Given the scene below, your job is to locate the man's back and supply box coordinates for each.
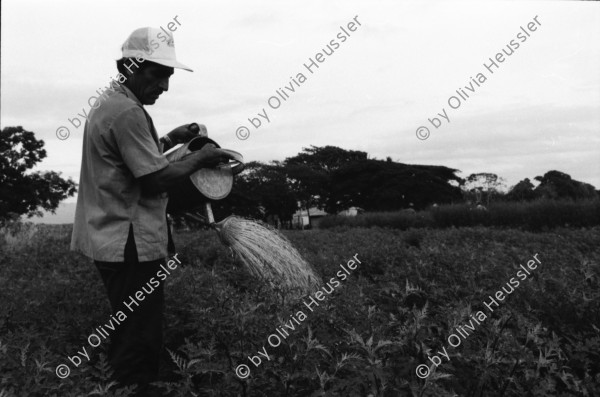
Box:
[71,83,170,262]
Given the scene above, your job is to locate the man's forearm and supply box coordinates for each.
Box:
[140,154,204,195]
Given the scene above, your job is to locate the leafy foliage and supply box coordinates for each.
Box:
[217,161,298,225]
[174,145,597,228]
[0,126,76,223]
[506,178,537,201]
[1,224,599,396]
[215,146,465,226]
[328,160,463,212]
[505,171,599,203]
[462,173,506,205]
[533,170,598,200]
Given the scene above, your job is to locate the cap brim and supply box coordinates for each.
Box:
[146,58,193,72]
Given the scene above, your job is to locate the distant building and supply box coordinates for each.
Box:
[292,207,328,229]
[337,206,365,217]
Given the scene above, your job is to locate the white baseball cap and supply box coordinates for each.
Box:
[121,27,193,72]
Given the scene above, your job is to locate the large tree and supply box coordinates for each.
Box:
[327,159,463,212]
[0,126,77,222]
[283,146,368,224]
[463,172,506,205]
[258,161,299,226]
[284,145,368,172]
[506,178,537,201]
[215,161,298,226]
[533,170,597,200]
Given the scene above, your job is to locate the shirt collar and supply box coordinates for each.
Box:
[114,83,143,107]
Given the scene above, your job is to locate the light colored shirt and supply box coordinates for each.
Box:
[71,84,171,262]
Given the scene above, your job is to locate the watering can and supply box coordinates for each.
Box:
[165,125,244,226]
[165,126,319,292]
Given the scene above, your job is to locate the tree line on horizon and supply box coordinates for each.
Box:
[1,126,597,225]
[212,145,599,226]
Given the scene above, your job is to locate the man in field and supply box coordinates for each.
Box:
[70,27,232,395]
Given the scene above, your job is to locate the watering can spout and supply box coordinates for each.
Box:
[205,202,215,224]
[212,217,233,231]
[204,203,229,233]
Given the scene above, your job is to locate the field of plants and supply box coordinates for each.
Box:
[1,223,599,396]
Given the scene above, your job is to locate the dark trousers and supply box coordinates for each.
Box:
[94,226,164,394]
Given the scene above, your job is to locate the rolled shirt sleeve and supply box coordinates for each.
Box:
[112,106,169,178]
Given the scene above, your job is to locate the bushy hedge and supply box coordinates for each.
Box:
[318,211,433,230]
[318,199,600,231]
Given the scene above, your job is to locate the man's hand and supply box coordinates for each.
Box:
[167,123,207,144]
[185,144,237,168]
[140,144,236,195]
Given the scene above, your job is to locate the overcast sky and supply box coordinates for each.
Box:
[2,0,599,204]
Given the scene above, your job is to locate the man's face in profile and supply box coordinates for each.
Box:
[128,62,174,105]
